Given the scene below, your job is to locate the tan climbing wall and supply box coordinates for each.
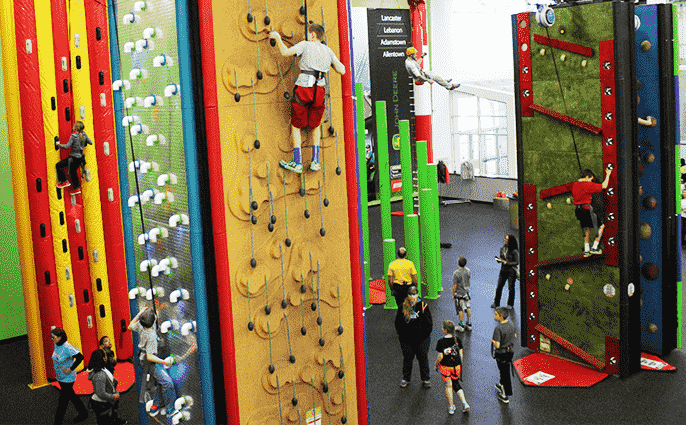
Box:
[210,0,358,423]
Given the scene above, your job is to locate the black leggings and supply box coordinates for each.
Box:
[91,399,119,425]
[56,156,85,189]
[54,381,87,425]
[495,351,515,396]
[494,268,517,307]
[399,337,431,382]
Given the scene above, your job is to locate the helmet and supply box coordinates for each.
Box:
[406,47,417,56]
[140,309,156,328]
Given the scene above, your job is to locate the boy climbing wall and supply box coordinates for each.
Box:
[270,23,346,174]
[572,168,612,257]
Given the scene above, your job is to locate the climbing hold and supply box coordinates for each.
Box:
[566,197,571,204]
[235,93,241,102]
[341,416,347,424]
[254,139,261,149]
[251,200,258,211]
[338,325,344,335]
[281,299,288,309]
[581,60,587,67]
[285,238,292,247]
[328,125,335,136]
[284,92,290,99]
[317,316,322,326]
[257,70,263,80]
[639,186,643,196]
[292,397,298,407]
[546,202,551,209]
[323,198,329,207]
[320,228,325,237]
[247,12,253,22]
[304,210,310,219]
[319,338,325,347]
[322,382,329,393]
[311,301,317,311]
[251,215,257,225]
[338,370,344,379]
[289,354,295,363]
[545,274,551,280]
[251,258,257,268]
[559,26,565,35]
[265,305,271,315]
[639,222,651,240]
[301,326,307,335]
[269,364,275,374]
[300,284,306,293]
[271,215,277,224]
[648,323,658,334]
[300,188,306,197]
[643,197,657,210]
[560,54,566,61]
[567,278,573,285]
[642,262,659,281]
[641,40,651,51]
[540,48,546,56]
[565,284,570,291]
[299,5,306,15]
[248,321,254,331]
[264,15,271,25]
[643,153,655,164]
[270,38,276,47]
[268,223,275,232]
[336,166,342,175]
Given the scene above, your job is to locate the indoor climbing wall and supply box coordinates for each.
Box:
[513,1,642,377]
[112,0,205,422]
[635,3,680,356]
[201,0,358,423]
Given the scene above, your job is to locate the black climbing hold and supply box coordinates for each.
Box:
[281,299,288,309]
[251,201,258,211]
[316,316,322,326]
[248,321,254,331]
[268,223,274,232]
[289,354,295,363]
[299,5,306,15]
[328,126,334,136]
[335,166,342,175]
[257,70,263,80]
[251,215,257,225]
[254,139,260,149]
[292,397,298,406]
[284,92,290,99]
[319,337,325,347]
[300,284,306,293]
[304,210,310,219]
[322,382,329,393]
[299,188,306,197]
[269,364,275,374]
[265,305,271,315]
[285,238,292,247]
[323,198,329,207]
[311,302,317,311]
[319,228,325,237]
[251,258,257,268]
[271,215,277,224]
[338,370,344,379]
[234,93,241,102]
[341,416,347,424]
[270,38,276,47]
[264,16,271,25]
[338,325,343,335]
[247,13,253,22]
[301,326,307,335]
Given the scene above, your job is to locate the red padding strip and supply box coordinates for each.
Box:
[539,182,574,199]
[533,33,594,57]
[517,13,533,117]
[531,103,602,134]
[523,184,538,349]
[536,323,605,370]
[605,336,620,375]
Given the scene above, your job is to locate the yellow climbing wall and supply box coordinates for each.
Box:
[210,0,358,423]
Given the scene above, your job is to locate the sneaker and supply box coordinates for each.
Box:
[462,403,470,413]
[507,305,514,310]
[448,405,456,415]
[149,404,161,417]
[57,181,71,188]
[465,322,472,331]
[279,159,303,174]
[450,83,461,90]
[590,248,603,255]
[422,380,432,388]
[496,391,509,403]
[583,251,592,258]
[400,379,409,388]
[456,324,465,333]
[72,189,81,194]
[491,303,497,309]
[495,383,504,395]
[310,161,321,171]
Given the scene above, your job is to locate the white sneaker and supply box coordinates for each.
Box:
[456,324,465,332]
[310,161,321,171]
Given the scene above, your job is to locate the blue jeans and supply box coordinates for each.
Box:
[152,364,177,412]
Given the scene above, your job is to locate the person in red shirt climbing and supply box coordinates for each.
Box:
[571,168,612,257]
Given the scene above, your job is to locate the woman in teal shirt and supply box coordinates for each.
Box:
[51,327,88,424]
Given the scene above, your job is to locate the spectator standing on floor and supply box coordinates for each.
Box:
[492,307,517,404]
[435,320,470,415]
[452,257,472,332]
[395,285,433,389]
[492,235,519,310]
[88,348,127,425]
[387,247,418,309]
[51,327,88,425]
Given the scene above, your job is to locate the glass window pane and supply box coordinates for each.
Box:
[459,134,470,162]
[457,95,478,117]
[471,135,479,161]
[479,98,506,116]
[457,116,479,132]
[483,134,496,158]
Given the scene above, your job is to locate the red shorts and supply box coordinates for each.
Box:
[439,364,461,382]
[291,85,326,129]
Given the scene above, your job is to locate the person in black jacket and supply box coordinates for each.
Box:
[88,349,127,425]
[395,285,433,388]
[491,235,519,310]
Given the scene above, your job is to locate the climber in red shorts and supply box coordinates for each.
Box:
[571,168,612,257]
[270,23,345,174]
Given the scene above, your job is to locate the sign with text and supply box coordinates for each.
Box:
[367,8,412,195]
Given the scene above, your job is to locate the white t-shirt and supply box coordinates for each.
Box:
[292,41,340,87]
[405,57,425,81]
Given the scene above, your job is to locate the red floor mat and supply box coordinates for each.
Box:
[513,352,609,387]
[369,279,386,304]
[51,361,136,395]
[641,353,676,372]
[390,211,418,216]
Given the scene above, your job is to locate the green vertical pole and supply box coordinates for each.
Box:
[400,120,413,217]
[376,101,392,241]
[416,141,429,290]
[428,163,442,293]
[383,238,397,309]
[418,187,430,291]
[404,214,421,298]
[416,140,428,191]
[422,188,439,299]
[356,84,372,309]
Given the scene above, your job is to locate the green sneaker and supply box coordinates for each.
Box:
[583,251,592,258]
[590,248,603,255]
[280,159,303,174]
